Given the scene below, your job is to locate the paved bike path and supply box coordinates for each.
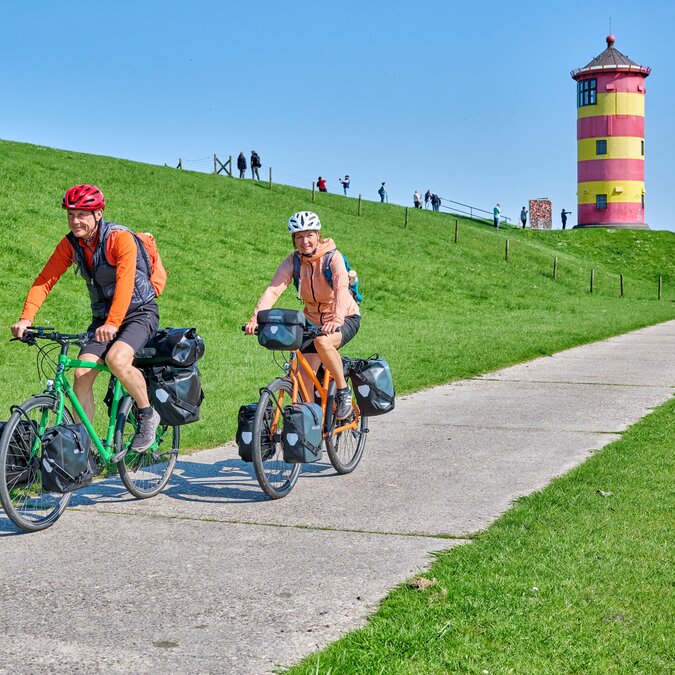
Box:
[1,320,673,673]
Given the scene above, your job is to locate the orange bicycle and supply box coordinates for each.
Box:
[248,323,368,499]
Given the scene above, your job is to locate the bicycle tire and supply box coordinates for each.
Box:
[325,399,368,475]
[115,396,179,499]
[252,378,302,499]
[0,394,74,532]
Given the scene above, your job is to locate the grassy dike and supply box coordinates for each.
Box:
[289,398,675,674]
[0,139,673,450]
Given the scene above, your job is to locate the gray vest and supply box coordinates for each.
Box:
[67,219,156,320]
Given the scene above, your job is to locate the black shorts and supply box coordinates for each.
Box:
[80,303,160,360]
[301,314,361,354]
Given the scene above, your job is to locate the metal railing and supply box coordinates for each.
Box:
[438,197,510,224]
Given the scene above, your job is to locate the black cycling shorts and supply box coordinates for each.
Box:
[301,314,361,354]
[80,303,160,360]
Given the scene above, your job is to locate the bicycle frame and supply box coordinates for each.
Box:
[270,349,359,438]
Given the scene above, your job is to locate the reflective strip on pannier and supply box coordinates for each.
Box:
[257,308,305,351]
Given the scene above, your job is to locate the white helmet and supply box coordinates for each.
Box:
[288,211,321,234]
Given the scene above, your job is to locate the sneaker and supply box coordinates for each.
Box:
[130,408,161,453]
[335,387,353,420]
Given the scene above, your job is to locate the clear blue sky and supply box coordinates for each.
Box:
[1,0,673,230]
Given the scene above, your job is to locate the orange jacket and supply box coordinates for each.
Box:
[20,229,138,329]
[252,238,359,326]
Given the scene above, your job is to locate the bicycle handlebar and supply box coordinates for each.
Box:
[13,327,95,347]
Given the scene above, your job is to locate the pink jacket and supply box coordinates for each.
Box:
[252,238,359,326]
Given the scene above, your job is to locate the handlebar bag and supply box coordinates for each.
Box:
[282,402,323,463]
[41,423,94,493]
[350,358,396,417]
[257,309,305,351]
[147,363,204,426]
[134,327,205,367]
[236,403,275,462]
[1,420,37,487]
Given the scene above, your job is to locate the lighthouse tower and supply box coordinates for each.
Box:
[571,36,651,229]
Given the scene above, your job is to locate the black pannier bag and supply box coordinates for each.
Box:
[350,357,395,417]
[147,363,204,426]
[134,327,205,367]
[282,403,323,464]
[41,423,94,494]
[257,309,305,351]
[1,420,36,487]
[236,403,275,462]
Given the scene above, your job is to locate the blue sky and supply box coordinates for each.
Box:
[1,0,673,230]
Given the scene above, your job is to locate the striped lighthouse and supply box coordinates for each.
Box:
[571,35,650,229]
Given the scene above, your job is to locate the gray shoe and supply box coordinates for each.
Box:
[130,409,161,452]
[335,388,353,420]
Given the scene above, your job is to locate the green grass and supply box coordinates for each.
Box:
[0,138,673,449]
[288,399,675,674]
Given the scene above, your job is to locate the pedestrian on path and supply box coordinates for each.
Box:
[378,182,388,203]
[520,206,528,229]
[338,175,350,195]
[413,190,422,209]
[237,152,247,178]
[493,203,501,228]
[317,176,327,192]
[250,151,261,180]
[431,193,441,211]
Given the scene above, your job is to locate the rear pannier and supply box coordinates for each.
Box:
[41,423,94,494]
[134,327,205,367]
[257,309,305,351]
[282,403,323,464]
[146,364,204,426]
[350,357,395,417]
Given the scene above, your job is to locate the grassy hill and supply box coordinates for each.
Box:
[0,139,673,449]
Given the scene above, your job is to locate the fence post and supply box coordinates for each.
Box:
[312,181,316,203]
[269,167,272,190]
[213,154,217,174]
[454,219,459,243]
[590,269,595,294]
[658,274,662,300]
[620,273,624,297]
[404,207,409,228]
[358,194,362,216]
[228,155,232,176]
[505,239,509,261]
[553,256,558,280]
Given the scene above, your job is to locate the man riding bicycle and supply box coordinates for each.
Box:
[245,211,361,420]
[10,184,161,453]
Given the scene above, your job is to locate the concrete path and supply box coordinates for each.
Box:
[1,320,673,673]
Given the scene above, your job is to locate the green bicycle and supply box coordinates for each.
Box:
[0,328,179,532]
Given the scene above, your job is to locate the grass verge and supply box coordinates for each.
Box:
[288,398,675,674]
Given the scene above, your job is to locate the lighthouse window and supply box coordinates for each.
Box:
[577,79,597,107]
[596,194,607,210]
[596,140,607,155]
[641,140,644,156]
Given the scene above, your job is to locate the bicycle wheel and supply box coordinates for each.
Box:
[116,396,179,499]
[325,397,368,475]
[252,378,302,499]
[0,395,74,532]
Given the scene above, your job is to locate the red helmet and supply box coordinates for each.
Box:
[62,184,105,211]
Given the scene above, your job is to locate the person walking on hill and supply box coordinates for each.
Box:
[237,152,247,179]
[520,206,528,229]
[431,193,441,212]
[561,208,572,230]
[424,189,431,209]
[378,182,387,203]
[245,211,361,420]
[413,190,422,209]
[338,175,350,195]
[10,185,165,454]
[493,203,501,228]
[250,151,261,180]
[317,176,327,193]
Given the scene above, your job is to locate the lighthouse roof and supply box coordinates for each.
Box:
[571,35,650,79]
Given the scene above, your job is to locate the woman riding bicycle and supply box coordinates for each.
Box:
[245,211,360,419]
